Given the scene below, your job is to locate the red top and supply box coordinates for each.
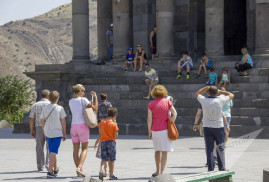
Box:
[148,98,173,131]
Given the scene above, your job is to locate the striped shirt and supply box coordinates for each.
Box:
[29,98,50,127]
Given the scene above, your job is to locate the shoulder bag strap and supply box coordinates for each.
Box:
[45,106,56,122]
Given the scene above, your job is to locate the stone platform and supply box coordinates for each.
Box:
[1,128,269,182]
[14,56,269,138]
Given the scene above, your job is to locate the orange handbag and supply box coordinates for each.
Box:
[167,102,179,140]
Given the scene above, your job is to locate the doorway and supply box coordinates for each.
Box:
[224,0,247,55]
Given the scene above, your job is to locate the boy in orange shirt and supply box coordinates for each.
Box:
[98,107,119,181]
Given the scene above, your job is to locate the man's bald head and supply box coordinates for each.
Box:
[207,86,218,96]
[41,89,50,98]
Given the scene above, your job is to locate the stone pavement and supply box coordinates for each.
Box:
[0,128,268,182]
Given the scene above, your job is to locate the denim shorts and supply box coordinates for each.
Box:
[46,137,62,154]
[224,117,231,130]
[101,140,116,161]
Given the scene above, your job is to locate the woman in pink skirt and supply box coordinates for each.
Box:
[147,85,177,177]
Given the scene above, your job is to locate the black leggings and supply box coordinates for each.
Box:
[235,63,253,72]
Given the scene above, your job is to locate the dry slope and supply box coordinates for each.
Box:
[0,2,97,78]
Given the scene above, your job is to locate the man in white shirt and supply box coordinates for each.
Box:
[195,86,234,171]
[29,90,50,171]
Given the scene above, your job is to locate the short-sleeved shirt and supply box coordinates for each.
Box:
[197,95,230,128]
[69,97,91,125]
[99,120,119,142]
[148,98,173,131]
[209,72,218,82]
[98,100,112,122]
[201,58,212,68]
[40,104,67,138]
[106,30,113,45]
[219,95,233,118]
[241,53,253,67]
[126,53,135,62]
[222,73,229,81]
[29,98,50,127]
[182,56,193,68]
[145,68,159,81]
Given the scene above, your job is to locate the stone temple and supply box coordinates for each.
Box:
[14,0,269,138]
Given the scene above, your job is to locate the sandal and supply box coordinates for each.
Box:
[109,175,118,180]
[76,167,85,177]
[99,171,106,181]
[152,173,158,177]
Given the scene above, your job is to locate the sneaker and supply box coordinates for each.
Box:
[38,168,43,172]
[47,172,56,178]
[205,163,208,167]
[186,75,190,79]
[109,175,118,180]
[124,68,128,71]
[176,74,181,79]
[53,168,59,176]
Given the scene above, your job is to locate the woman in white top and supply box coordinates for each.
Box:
[69,84,98,177]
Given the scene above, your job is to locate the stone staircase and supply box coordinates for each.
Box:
[79,56,269,138]
[14,56,269,138]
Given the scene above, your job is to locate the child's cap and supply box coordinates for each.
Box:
[128,48,132,51]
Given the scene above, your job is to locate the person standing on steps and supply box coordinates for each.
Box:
[134,44,147,72]
[29,89,51,172]
[195,86,234,172]
[147,85,177,177]
[69,84,98,177]
[106,23,113,62]
[150,25,157,61]
[144,63,159,100]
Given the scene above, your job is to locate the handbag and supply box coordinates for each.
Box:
[81,96,98,128]
[167,102,179,140]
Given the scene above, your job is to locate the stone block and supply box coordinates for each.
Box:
[264,168,269,182]
[0,120,11,128]
[149,173,175,182]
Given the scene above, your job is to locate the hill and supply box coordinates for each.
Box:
[0,2,97,78]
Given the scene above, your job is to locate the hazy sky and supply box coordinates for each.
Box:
[0,0,71,25]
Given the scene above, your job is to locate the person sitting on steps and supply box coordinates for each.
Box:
[196,53,212,78]
[218,68,230,88]
[134,44,147,72]
[144,63,159,100]
[176,51,193,79]
[235,48,254,76]
[124,48,135,71]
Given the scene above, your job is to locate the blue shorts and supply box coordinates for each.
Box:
[46,137,62,154]
[206,81,216,85]
[101,140,116,161]
[180,62,193,70]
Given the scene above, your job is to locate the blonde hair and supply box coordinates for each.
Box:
[72,84,85,97]
[151,85,168,98]
[241,48,248,54]
[49,91,59,103]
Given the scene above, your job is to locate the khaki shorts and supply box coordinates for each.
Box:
[150,80,158,88]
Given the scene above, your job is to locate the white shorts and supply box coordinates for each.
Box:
[152,129,173,152]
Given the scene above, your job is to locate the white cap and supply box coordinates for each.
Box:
[110,23,113,27]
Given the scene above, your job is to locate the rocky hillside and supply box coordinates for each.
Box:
[0,2,97,78]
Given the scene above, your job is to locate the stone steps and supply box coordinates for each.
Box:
[115,107,269,117]
[84,83,269,92]
[101,91,269,100]
[115,99,269,108]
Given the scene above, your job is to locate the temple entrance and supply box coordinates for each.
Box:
[224,0,247,55]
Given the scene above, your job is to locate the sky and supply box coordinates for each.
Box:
[0,0,71,25]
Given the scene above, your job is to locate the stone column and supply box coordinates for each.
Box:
[247,0,256,54]
[205,0,224,56]
[97,0,112,61]
[72,0,89,60]
[156,0,174,57]
[113,0,131,59]
[255,0,269,55]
